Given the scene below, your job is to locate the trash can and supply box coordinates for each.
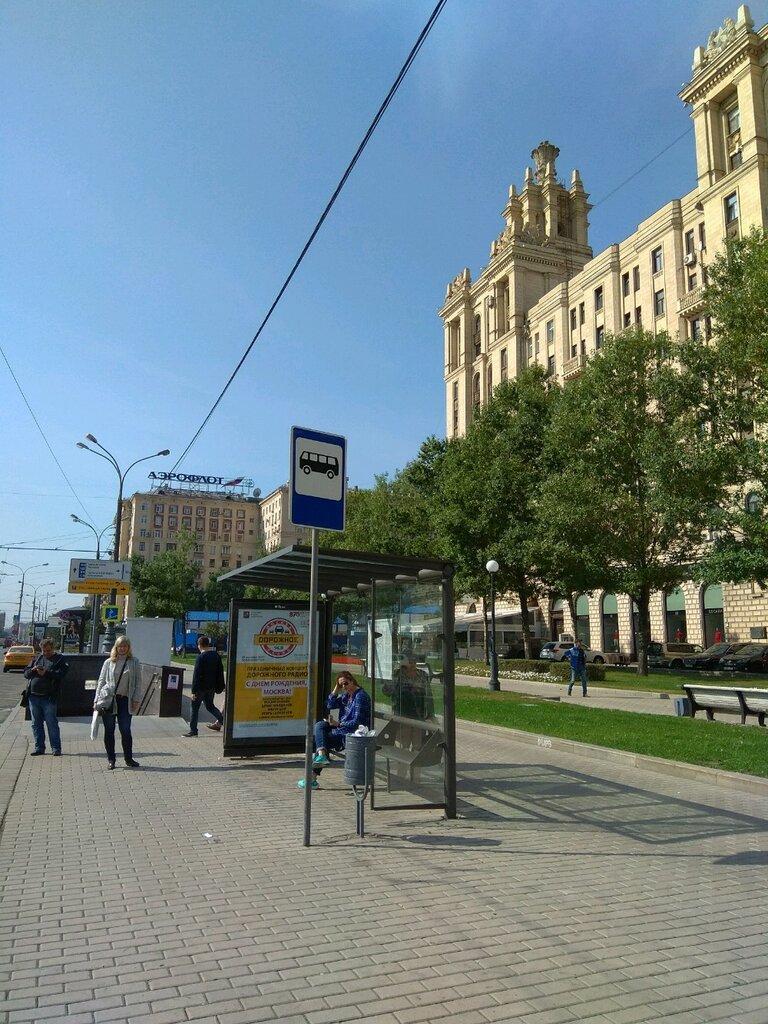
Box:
[343,733,376,787]
[673,696,691,717]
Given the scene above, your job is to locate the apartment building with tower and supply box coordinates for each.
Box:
[440,6,768,653]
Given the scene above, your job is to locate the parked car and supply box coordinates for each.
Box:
[3,645,35,673]
[682,642,750,670]
[719,643,768,673]
[646,641,703,669]
[539,641,605,664]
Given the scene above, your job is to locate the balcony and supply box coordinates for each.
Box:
[562,353,587,379]
[677,285,705,316]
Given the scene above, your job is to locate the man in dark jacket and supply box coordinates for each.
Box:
[24,638,68,756]
[183,636,225,737]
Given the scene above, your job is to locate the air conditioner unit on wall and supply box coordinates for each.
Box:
[683,252,696,266]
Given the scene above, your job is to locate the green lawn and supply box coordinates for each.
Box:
[455,685,768,778]
[455,658,768,694]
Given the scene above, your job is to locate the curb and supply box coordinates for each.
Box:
[457,717,768,796]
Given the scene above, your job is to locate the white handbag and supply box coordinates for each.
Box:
[90,709,101,740]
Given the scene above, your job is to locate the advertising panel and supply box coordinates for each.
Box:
[224,600,318,756]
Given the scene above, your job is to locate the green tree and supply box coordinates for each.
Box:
[320,437,449,558]
[693,227,768,584]
[437,367,557,658]
[130,528,205,620]
[540,327,748,674]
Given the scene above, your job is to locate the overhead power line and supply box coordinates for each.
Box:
[0,343,95,523]
[592,125,693,210]
[170,0,449,473]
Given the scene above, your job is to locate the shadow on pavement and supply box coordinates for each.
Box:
[456,761,768,846]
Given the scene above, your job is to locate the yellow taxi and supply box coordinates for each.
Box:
[3,645,34,672]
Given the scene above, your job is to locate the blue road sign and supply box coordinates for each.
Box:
[289,426,346,532]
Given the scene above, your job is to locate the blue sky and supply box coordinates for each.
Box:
[1,0,754,621]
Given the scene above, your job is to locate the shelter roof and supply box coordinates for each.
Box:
[218,545,453,595]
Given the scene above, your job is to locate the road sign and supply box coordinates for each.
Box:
[68,579,130,595]
[101,605,120,622]
[289,426,346,532]
[69,559,131,583]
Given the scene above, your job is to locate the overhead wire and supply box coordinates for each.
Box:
[0,343,96,524]
[169,0,449,474]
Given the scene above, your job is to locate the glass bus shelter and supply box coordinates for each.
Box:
[220,545,456,817]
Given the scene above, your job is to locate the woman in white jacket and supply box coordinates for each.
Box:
[94,636,142,769]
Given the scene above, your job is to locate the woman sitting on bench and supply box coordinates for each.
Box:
[298,671,371,789]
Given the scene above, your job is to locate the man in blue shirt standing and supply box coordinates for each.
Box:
[566,639,588,697]
[298,670,371,789]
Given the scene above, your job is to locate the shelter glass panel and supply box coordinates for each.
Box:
[370,580,446,810]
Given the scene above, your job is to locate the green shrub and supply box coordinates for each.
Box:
[548,661,606,682]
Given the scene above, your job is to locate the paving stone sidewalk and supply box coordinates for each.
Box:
[1,704,767,1024]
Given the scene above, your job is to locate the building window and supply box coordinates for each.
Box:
[596,325,605,349]
[139,529,147,538]
[223,508,232,519]
[746,492,762,515]
[472,314,481,359]
[487,366,493,391]
[472,372,480,408]
[635,306,642,325]
[166,543,176,552]
[579,302,585,324]
[623,312,631,328]
[168,516,177,528]
[688,272,698,291]
[547,354,555,376]
[154,543,161,553]
[210,519,219,532]
[221,559,230,569]
[570,308,577,331]
[209,559,216,568]
[699,222,706,252]
[182,516,191,528]
[724,192,739,236]
[546,319,555,344]
[140,503,148,512]
[196,507,205,517]
[684,229,694,256]
[153,529,162,539]
[168,505,177,514]
[183,506,192,515]
[633,266,640,291]
[651,247,663,274]
[140,516,147,525]
[594,286,603,311]
[726,103,740,135]
[500,348,507,381]
[730,150,743,170]
[237,509,245,519]
[654,289,665,317]
[236,519,244,532]
[139,542,145,551]
[690,318,702,341]
[154,504,164,513]
[622,272,630,297]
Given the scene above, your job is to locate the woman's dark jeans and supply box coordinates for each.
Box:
[102,695,133,763]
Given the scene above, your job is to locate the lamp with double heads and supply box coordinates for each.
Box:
[71,515,114,652]
[77,436,170,650]
[1,560,49,643]
[486,558,500,691]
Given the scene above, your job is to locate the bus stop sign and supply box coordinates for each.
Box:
[289,426,346,532]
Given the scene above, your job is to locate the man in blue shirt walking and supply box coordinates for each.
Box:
[566,639,588,697]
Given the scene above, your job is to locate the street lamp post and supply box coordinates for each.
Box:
[1,561,50,643]
[77,436,170,651]
[29,582,56,641]
[486,559,500,691]
[71,515,114,653]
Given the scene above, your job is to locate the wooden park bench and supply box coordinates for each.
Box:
[681,683,768,726]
